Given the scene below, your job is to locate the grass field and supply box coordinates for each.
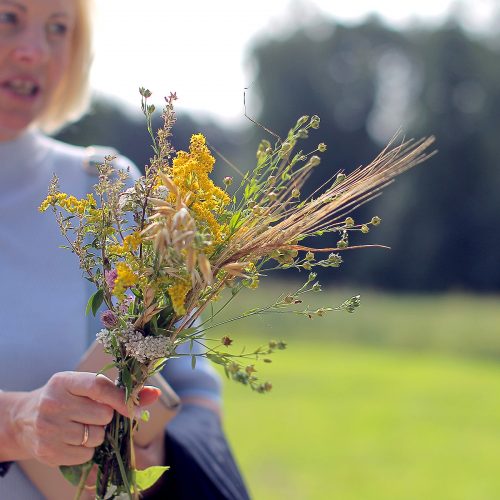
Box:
[209,285,500,499]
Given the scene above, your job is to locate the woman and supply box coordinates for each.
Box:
[0,0,248,498]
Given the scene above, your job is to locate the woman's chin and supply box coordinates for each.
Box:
[0,116,37,141]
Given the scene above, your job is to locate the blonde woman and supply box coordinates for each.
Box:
[0,1,248,498]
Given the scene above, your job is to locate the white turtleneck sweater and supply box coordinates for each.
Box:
[0,130,221,499]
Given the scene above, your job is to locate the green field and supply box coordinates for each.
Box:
[210,286,500,499]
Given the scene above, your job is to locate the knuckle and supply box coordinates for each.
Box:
[101,405,114,423]
[37,394,59,416]
[32,440,54,463]
[95,426,106,445]
[33,413,53,438]
[48,371,69,389]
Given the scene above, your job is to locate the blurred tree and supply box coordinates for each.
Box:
[248,15,500,291]
[56,95,245,180]
[57,15,500,291]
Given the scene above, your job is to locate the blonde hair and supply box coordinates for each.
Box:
[37,0,95,134]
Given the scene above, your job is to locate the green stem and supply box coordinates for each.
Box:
[110,431,133,500]
[73,461,93,500]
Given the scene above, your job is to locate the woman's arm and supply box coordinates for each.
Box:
[0,390,31,462]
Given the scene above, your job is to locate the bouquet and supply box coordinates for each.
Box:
[39,88,434,499]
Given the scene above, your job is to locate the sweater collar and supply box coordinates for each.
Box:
[0,128,51,187]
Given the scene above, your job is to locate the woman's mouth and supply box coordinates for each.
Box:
[1,78,41,98]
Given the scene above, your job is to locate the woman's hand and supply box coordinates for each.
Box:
[11,371,159,467]
[134,429,166,471]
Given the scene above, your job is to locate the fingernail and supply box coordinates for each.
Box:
[144,385,161,394]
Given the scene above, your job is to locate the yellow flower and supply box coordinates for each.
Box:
[113,262,138,300]
[167,280,192,316]
[38,192,67,212]
[108,232,142,255]
[163,134,230,245]
[39,192,96,215]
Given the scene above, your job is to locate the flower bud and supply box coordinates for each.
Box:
[221,336,233,346]
[318,143,327,152]
[296,115,309,127]
[292,188,300,198]
[223,176,233,186]
[306,156,321,168]
[139,87,152,98]
[371,216,382,226]
[361,225,369,234]
[100,310,118,329]
[310,115,321,129]
[344,217,354,227]
[280,141,293,155]
[328,253,343,266]
[257,139,271,158]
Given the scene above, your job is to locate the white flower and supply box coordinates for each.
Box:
[123,329,173,363]
[96,329,113,350]
[153,185,169,199]
[118,187,136,210]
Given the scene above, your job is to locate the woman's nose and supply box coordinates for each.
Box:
[12,28,49,66]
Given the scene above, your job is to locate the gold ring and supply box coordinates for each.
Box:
[81,424,90,447]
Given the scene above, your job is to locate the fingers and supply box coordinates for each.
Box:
[65,393,114,426]
[64,373,161,418]
[64,372,130,417]
[57,444,95,467]
[137,386,161,407]
[65,422,105,448]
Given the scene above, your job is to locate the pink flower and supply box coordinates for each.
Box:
[100,310,118,329]
[105,269,118,290]
[119,294,133,313]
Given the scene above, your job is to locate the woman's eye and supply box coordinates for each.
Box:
[47,22,67,36]
[0,12,18,25]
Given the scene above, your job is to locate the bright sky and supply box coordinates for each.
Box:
[92,0,496,124]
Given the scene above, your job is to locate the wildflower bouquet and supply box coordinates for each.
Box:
[40,88,434,499]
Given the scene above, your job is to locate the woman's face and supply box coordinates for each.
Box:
[0,0,76,141]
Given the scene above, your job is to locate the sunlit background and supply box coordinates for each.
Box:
[58,1,500,498]
[91,0,498,123]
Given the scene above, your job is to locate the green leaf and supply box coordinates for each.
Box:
[206,353,226,366]
[59,463,87,486]
[96,362,117,376]
[85,288,104,317]
[121,368,132,401]
[191,355,197,369]
[134,465,169,492]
